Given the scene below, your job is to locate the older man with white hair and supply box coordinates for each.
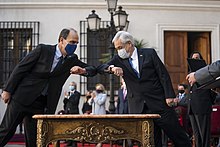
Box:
[98,31,191,147]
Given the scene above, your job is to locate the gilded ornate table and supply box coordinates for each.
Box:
[33,114,160,147]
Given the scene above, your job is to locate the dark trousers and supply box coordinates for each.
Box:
[142,105,191,147]
[0,95,47,147]
[189,114,211,147]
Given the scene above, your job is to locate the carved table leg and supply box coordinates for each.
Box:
[36,120,48,147]
[142,121,152,147]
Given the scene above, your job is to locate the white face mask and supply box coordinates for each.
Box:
[117,48,130,59]
[69,85,75,91]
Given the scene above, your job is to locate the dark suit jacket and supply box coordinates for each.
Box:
[177,93,188,107]
[116,88,129,114]
[188,60,218,114]
[63,91,81,114]
[4,44,96,113]
[188,84,213,114]
[98,48,175,113]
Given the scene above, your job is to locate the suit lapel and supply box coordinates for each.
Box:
[51,54,76,76]
[121,49,144,78]
[138,49,144,77]
[49,45,56,72]
[122,59,137,77]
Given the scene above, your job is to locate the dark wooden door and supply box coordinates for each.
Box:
[188,32,211,64]
[164,31,188,92]
[164,31,211,92]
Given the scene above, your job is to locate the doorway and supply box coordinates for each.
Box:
[164,31,211,92]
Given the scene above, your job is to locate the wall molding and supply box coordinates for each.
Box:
[1,2,220,11]
[156,23,220,62]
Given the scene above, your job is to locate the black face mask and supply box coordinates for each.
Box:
[96,90,103,93]
[178,90,185,94]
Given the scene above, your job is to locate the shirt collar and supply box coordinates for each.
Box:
[70,90,75,94]
[56,45,63,59]
[179,93,185,96]
[131,47,138,60]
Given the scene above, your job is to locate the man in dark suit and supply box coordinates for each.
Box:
[115,78,133,147]
[174,84,191,137]
[98,31,191,147]
[63,81,81,147]
[116,78,129,114]
[0,28,96,147]
[176,84,189,107]
[186,53,215,147]
[63,81,81,114]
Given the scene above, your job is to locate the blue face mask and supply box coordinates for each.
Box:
[69,85,75,91]
[65,44,77,55]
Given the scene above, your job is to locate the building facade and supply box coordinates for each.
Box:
[0,0,220,118]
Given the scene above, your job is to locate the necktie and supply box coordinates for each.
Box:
[53,56,64,71]
[123,88,127,100]
[129,58,140,78]
[42,56,64,95]
[179,94,183,101]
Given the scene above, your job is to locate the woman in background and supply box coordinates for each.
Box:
[89,83,107,115]
[88,83,107,147]
[82,91,92,114]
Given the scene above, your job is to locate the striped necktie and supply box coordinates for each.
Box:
[123,88,127,100]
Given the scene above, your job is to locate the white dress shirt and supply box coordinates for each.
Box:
[50,45,63,72]
[130,47,140,74]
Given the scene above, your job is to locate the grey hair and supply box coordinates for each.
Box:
[112,31,134,45]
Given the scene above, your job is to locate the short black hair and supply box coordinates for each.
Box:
[178,83,187,89]
[58,28,77,42]
[189,51,204,60]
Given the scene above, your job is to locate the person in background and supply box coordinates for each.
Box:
[190,51,201,60]
[116,78,129,114]
[0,28,96,147]
[88,83,107,147]
[97,31,191,147]
[115,78,133,147]
[175,84,189,107]
[164,84,190,147]
[89,84,107,115]
[174,83,191,139]
[82,90,93,114]
[187,51,215,147]
[63,81,81,114]
[63,81,81,147]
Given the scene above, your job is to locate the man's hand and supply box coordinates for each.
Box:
[166,98,177,107]
[111,67,123,76]
[1,91,11,104]
[186,72,196,86]
[173,97,179,103]
[70,66,86,75]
